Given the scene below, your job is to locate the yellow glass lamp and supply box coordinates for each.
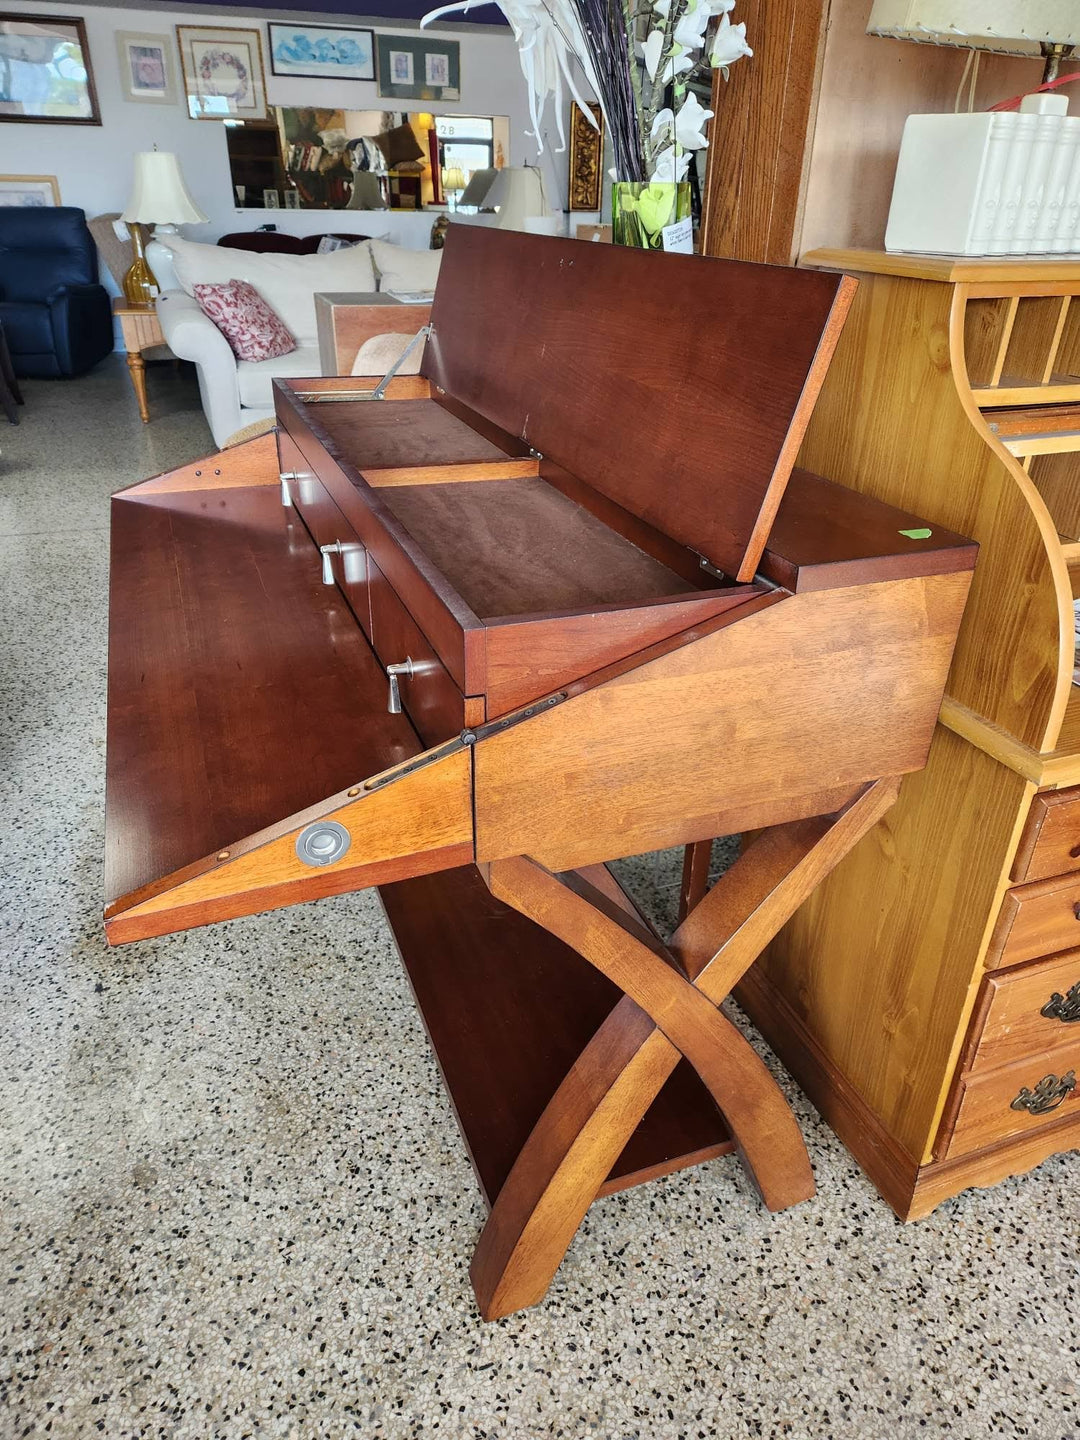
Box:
[121,151,208,305]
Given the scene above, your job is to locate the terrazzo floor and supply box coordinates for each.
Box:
[1,357,1077,1440]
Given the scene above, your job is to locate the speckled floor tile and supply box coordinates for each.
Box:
[1,362,1077,1440]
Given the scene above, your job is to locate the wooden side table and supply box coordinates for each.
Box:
[113,299,165,423]
[315,292,433,376]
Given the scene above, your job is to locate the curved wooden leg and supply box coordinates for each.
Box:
[474,778,901,1320]
[490,857,813,1210]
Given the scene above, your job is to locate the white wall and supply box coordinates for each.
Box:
[15,0,582,251]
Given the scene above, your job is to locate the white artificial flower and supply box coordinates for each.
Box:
[675,91,714,149]
[650,106,674,145]
[674,3,712,49]
[649,144,691,184]
[710,13,752,67]
[643,29,695,83]
[642,28,665,80]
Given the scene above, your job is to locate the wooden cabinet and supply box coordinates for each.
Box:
[741,251,1080,1218]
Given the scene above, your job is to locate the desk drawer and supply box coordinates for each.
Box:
[966,949,1080,1072]
[1012,786,1080,883]
[987,871,1080,968]
[944,1042,1080,1157]
[368,559,465,747]
[279,431,370,637]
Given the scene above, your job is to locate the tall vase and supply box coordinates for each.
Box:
[122,222,158,305]
[611,182,692,250]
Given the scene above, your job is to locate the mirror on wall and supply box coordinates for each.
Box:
[225,109,510,211]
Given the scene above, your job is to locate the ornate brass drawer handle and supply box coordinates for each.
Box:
[1010,1070,1076,1115]
[1041,982,1080,1023]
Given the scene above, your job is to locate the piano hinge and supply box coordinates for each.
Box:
[462,691,569,746]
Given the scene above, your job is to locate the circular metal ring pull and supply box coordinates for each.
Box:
[295,820,352,867]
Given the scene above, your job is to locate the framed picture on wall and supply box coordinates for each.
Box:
[0,13,100,125]
[176,24,268,121]
[0,174,61,206]
[268,23,374,82]
[376,35,459,102]
[568,101,604,211]
[115,31,178,106]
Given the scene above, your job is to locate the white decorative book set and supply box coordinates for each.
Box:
[887,94,1080,256]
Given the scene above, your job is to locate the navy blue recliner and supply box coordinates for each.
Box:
[0,207,113,378]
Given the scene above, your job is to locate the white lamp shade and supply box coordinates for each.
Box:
[122,151,208,226]
[868,0,1080,54]
[485,167,549,230]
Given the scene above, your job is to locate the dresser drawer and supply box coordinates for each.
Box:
[1012,786,1080,883]
[278,431,370,637]
[944,1042,1080,1157]
[368,559,466,747]
[965,949,1080,1072]
[987,871,1080,968]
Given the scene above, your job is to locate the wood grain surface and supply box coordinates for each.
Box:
[1012,786,1080,884]
[105,485,422,908]
[961,949,1080,1074]
[474,573,971,871]
[378,477,694,618]
[424,226,853,582]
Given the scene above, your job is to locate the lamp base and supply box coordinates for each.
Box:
[122,222,158,305]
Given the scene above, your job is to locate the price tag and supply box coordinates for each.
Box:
[661,217,693,254]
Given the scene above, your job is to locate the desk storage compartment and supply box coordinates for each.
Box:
[963,949,1080,1072]
[943,1041,1080,1157]
[986,870,1080,968]
[1012,786,1080,883]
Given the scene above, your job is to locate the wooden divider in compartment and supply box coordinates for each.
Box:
[968,293,1080,405]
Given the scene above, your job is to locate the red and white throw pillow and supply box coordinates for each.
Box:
[193,279,296,362]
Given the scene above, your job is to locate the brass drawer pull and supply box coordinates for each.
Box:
[1010,1069,1076,1115]
[1041,982,1080,1023]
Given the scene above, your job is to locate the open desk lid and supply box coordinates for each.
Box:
[422,228,856,584]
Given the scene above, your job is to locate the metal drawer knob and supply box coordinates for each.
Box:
[386,658,414,714]
[1041,981,1080,1023]
[1010,1069,1076,1115]
[320,540,342,585]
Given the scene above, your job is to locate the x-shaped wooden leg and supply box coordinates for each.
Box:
[472,777,900,1319]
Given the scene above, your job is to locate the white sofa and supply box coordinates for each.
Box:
[149,235,440,448]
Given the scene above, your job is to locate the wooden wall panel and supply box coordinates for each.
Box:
[701,0,1043,265]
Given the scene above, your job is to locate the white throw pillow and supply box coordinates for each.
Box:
[370,238,442,294]
[159,236,377,346]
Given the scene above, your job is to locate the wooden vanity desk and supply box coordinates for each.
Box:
[104,229,976,1319]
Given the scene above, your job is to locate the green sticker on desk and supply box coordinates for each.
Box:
[899,527,932,540]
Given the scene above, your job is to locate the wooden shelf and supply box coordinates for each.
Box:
[379,864,734,1207]
[972,379,1080,408]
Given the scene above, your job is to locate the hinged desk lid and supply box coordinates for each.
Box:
[422,228,855,583]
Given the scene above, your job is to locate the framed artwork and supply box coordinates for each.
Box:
[283,189,300,210]
[176,25,267,121]
[0,13,100,125]
[263,188,280,208]
[115,31,177,106]
[0,174,60,205]
[568,101,604,211]
[376,35,459,102]
[269,23,374,82]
